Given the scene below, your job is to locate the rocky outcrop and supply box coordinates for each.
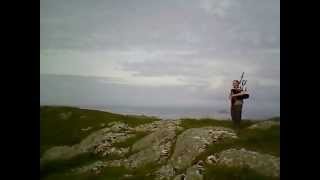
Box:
[248,120,280,130]
[169,127,237,171]
[153,127,237,180]
[104,127,177,169]
[185,164,203,180]
[173,174,186,180]
[41,122,134,162]
[94,147,129,157]
[154,164,176,180]
[81,126,92,131]
[125,127,176,168]
[108,121,131,132]
[213,148,280,177]
[172,161,205,180]
[134,120,183,132]
[54,121,278,179]
[41,145,79,162]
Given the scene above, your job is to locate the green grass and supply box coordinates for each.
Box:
[40,106,158,156]
[40,106,279,180]
[193,125,280,165]
[40,153,100,179]
[204,165,279,180]
[40,106,160,180]
[180,118,255,130]
[42,167,128,180]
[42,162,161,180]
[268,116,280,122]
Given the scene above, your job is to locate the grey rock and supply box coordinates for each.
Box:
[108,122,129,132]
[104,127,177,169]
[125,128,176,168]
[41,127,135,161]
[170,127,237,171]
[41,146,79,162]
[125,147,162,168]
[81,126,92,131]
[185,165,203,180]
[248,121,280,130]
[98,147,129,157]
[77,129,135,153]
[103,159,124,167]
[173,174,186,180]
[216,148,280,177]
[154,164,175,180]
[134,120,183,132]
[206,155,218,164]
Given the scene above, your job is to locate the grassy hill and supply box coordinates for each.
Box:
[40,106,159,156]
[40,106,280,180]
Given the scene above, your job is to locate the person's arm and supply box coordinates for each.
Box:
[231,90,249,97]
[229,89,234,100]
[231,93,244,97]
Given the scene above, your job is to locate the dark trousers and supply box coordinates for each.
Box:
[231,104,243,128]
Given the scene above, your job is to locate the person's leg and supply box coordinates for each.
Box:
[234,105,242,129]
[231,106,236,124]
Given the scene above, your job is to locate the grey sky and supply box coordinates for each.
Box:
[40,0,280,119]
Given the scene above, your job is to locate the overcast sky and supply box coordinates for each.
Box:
[40,0,279,119]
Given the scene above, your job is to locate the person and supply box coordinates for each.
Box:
[229,80,249,129]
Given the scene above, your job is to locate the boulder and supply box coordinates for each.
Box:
[103,127,177,169]
[134,120,183,132]
[108,122,129,132]
[215,148,280,177]
[206,155,218,164]
[125,127,177,168]
[185,165,203,180]
[169,127,237,171]
[173,174,186,180]
[81,126,92,131]
[41,126,135,161]
[154,164,175,180]
[41,146,79,162]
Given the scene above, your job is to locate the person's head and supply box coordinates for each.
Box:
[232,80,240,88]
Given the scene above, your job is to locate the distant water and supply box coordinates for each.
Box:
[80,105,275,120]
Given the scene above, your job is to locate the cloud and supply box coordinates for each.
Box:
[199,0,235,17]
[40,0,280,118]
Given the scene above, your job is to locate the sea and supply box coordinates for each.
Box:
[79,105,276,120]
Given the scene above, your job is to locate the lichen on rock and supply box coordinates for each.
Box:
[214,148,280,177]
[41,124,135,162]
[133,120,183,132]
[169,127,237,171]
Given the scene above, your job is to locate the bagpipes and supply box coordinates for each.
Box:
[238,72,249,99]
[239,72,247,91]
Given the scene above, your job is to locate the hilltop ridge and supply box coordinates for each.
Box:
[40,106,280,180]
